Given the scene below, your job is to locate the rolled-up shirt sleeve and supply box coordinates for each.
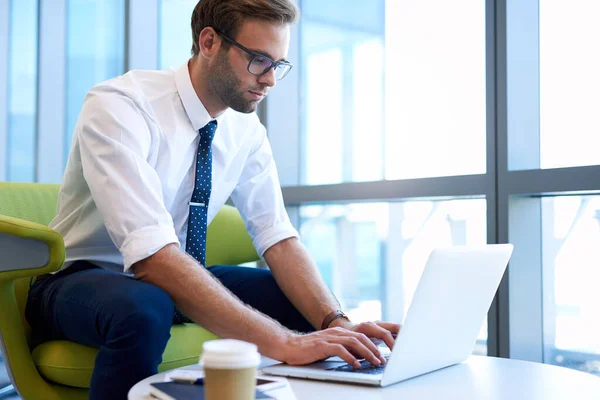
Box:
[230,126,299,257]
[78,88,179,271]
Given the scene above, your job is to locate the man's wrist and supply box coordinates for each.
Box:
[328,316,354,329]
[321,310,351,330]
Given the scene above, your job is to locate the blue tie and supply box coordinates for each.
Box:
[185,120,217,266]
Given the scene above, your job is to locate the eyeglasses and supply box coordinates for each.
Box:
[214,29,293,81]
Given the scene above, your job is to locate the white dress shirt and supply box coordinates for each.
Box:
[50,62,298,273]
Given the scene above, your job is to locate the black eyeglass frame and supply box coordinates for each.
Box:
[213,28,293,81]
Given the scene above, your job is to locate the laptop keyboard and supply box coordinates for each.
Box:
[328,354,390,375]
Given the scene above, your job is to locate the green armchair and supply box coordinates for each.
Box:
[0,182,259,400]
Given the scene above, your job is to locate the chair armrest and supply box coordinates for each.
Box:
[0,215,65,282]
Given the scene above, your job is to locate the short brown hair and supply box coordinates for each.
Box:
[190,0,299,56]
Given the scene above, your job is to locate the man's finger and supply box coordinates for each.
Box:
[375,321,401,335]
[336,336,381,366]
[322,343,360,369]
[349,328,386,361]
[356,323,395,353]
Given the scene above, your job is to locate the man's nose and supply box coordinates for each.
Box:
[258,67,277,88]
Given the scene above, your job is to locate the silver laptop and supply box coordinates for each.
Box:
[262,244,513,387]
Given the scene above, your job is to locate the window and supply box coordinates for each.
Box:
[300,0,486,185]
[7,0,38,182]
[299,198,488,354]
[159,0,197,69]
[542,195,600,375]
[540,1,600,169]
[65,0,126,159]
[269,0,600,368]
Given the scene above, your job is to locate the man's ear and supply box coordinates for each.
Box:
[199,27,221,59]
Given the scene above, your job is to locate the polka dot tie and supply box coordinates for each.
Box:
[185,120,217,267]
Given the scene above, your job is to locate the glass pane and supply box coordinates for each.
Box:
[159,0,198,69]
[542,196,600,376]
[540,1,600,169]
[7,0,38,182]
[300,0,486,185]
[299,198,488,354]
[65,0,126,159]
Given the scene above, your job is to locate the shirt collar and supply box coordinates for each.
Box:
[174,61,226,132]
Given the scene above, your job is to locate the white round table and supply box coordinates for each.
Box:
[129,356,600,399]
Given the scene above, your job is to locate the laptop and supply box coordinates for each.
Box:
[262,244,514,387]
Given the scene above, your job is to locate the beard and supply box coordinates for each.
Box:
[208,50,262,114]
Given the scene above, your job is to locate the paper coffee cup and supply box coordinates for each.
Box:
[200,339,261,400]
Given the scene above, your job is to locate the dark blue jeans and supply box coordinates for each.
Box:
[25,261,314,400]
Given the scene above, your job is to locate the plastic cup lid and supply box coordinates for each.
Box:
[200,339,261,369]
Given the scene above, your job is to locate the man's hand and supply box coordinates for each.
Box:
[280,327,387,369]
[330,319,401,351]
[278,321,401,369]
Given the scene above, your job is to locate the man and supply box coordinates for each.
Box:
[26,0,400,398]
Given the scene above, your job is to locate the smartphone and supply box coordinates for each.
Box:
[256,377,286,392]
[168,374,285,393]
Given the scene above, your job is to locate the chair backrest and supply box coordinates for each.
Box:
[206,206,260,266]
[0,181,259,344]
[0,182,59,225]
